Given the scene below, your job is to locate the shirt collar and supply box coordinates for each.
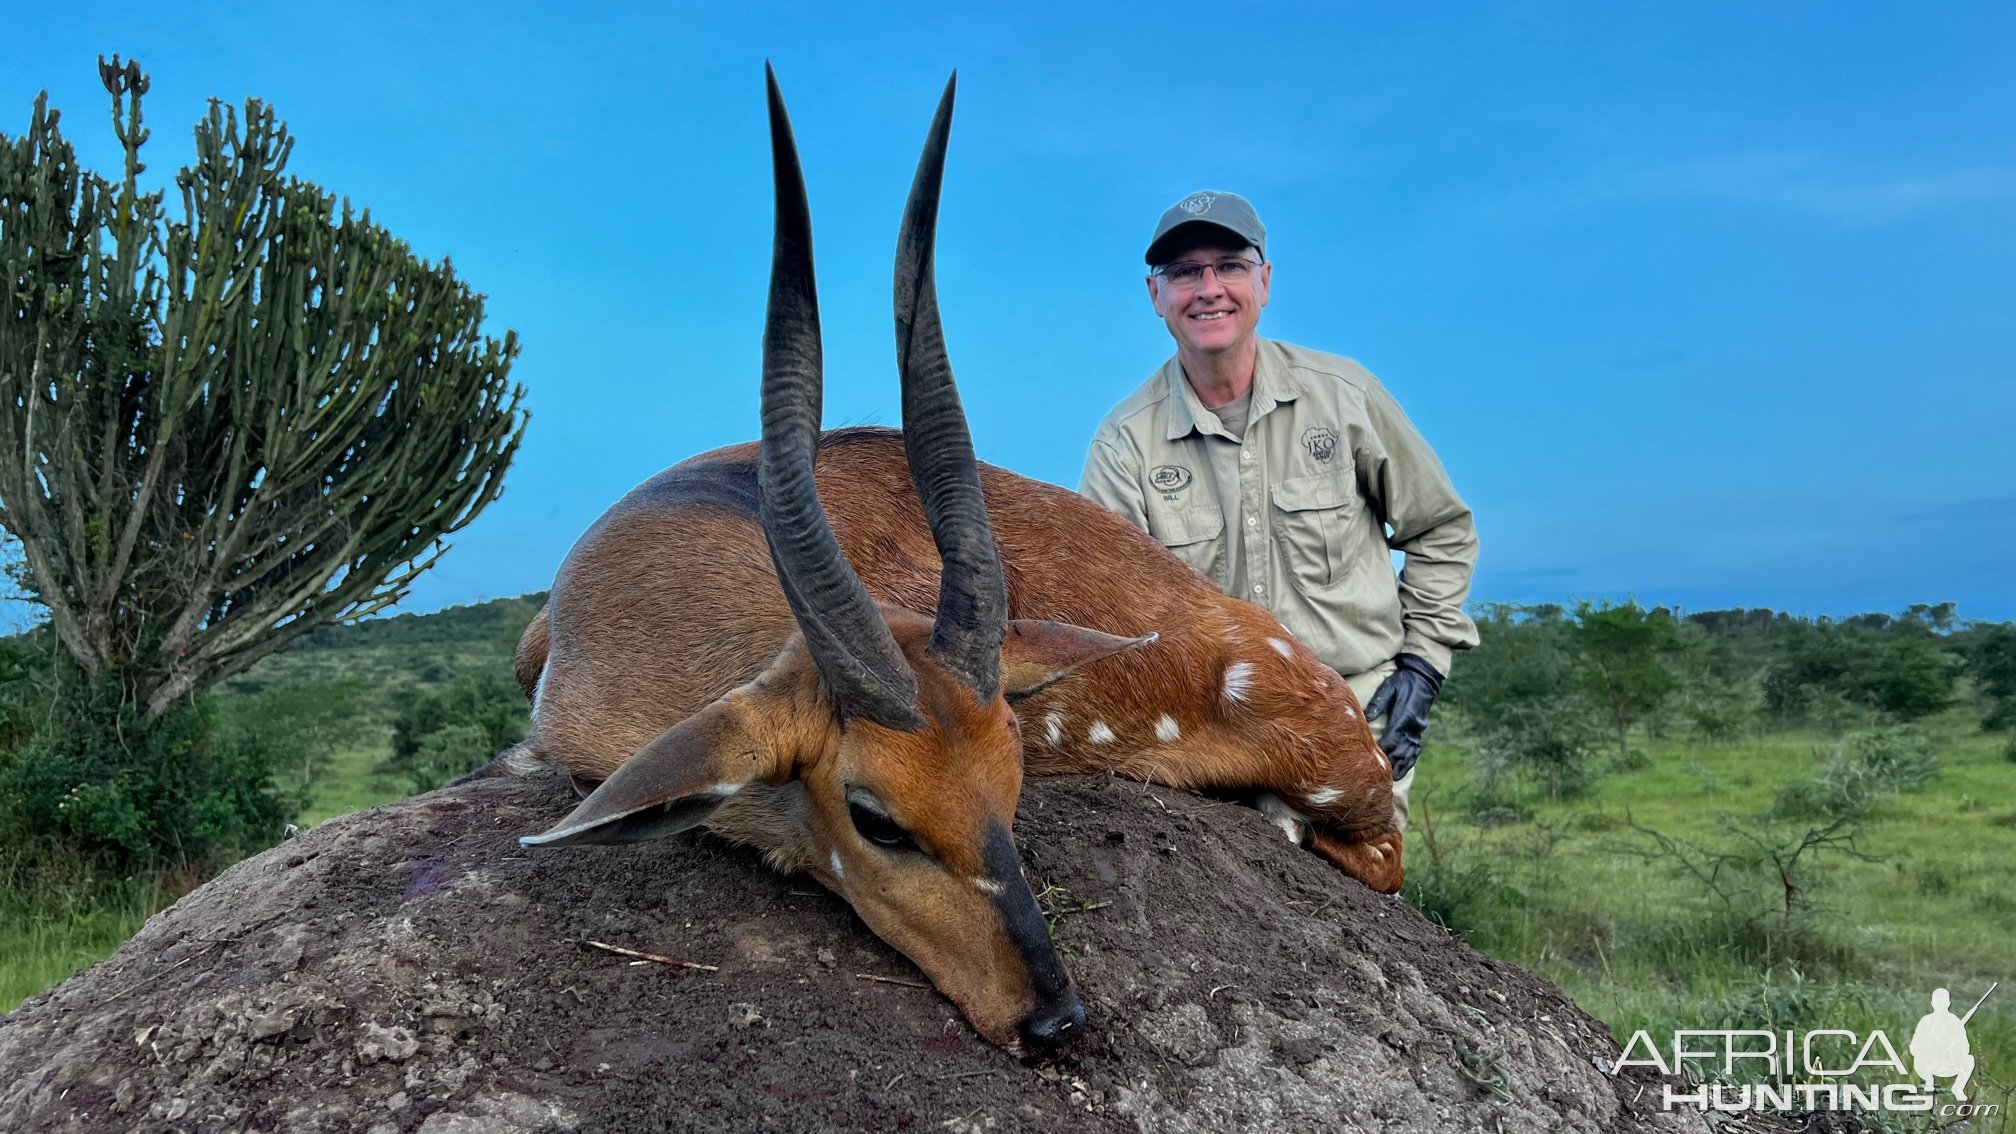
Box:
[1160,337,1298,441]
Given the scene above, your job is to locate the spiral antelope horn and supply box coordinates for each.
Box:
[758,64,924,731]
[894,73,1009,700]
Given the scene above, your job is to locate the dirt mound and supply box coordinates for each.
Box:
[2,773,1704,1132]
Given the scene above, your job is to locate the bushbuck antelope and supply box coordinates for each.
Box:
[510,70,1401,1054]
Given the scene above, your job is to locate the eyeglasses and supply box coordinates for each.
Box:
[1153,257,1261,288]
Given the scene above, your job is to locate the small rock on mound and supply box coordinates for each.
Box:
[1,774,1699,1132]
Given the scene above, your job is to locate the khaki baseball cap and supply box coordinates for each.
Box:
[1145,190,1266,265]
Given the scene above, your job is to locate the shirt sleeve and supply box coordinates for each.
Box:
[1355,382,1480,675]
[1078,433,1149,532]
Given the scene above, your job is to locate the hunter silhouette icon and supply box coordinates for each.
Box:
[1910,984,1994,1101]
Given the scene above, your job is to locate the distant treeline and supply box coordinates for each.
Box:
[1438,599,2015,800]
[289,593,549,655]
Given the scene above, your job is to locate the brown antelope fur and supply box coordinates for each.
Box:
[521,433,1403,897]
[509,70,1396,1056]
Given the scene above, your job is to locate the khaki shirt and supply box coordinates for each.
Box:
[1080,338,1479,676]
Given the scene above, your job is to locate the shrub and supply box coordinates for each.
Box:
[1764,626,1959,725]
[1771,725,1941,820]
[1671,676,1761,744]
[1470,804,1533,829]
[1609,746,1651,774]
[1473,705,1605,800]
[381,671,529,792]
[1702,965,1865,1035]
[0,622,56,750]
[0,680,292,869]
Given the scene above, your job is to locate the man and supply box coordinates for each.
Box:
[1080,190,1478,829]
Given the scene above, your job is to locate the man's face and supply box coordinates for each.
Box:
[1146,238,1271,359]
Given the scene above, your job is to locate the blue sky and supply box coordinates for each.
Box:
[6,3,2013,624]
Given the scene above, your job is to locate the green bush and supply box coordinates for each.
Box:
[0,629,52,752]
[1764,625,1959,725]
[1473,705,1605,800]
[1669,675,1761,743]
[1771,725,1941,820]
[1401,841,1527,938]
[380,671,529,792]
[1445,605,1611,800]
[0,679,292,869]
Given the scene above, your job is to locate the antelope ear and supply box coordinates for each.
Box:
[1000,620,1158,703]
[521,690,792,848]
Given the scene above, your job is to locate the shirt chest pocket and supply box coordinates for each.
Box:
[1270,473,1357,591]
[1145,501,1226,586]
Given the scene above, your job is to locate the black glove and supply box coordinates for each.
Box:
[1362,653,1443,781]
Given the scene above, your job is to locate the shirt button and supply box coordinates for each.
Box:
[1241,449,1254,463]
[1246,515,1258,527]
[1253,584,1266,596]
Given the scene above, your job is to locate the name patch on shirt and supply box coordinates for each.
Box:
[1149,464,1194,497]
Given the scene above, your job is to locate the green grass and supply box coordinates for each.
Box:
[0,732,414,1013]
[1407,720,2015,1122]
[291,738,408,826]
[0,857,173,1011]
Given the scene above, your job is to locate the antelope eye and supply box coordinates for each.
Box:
[848,801,916,851]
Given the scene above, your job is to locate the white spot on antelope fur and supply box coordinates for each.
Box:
[1044,712,1063,746]
[711,782,741,796]
[1154,714,1181,742]
[1267,637,1293,658]
[1305,787,1342,806]
[829,851,845,879]
[1345,706,1356,720]
[531,665,550,721]
[1372,749,1387,769]
[1221,662,1256,703]
[1254,793,1306,845]
[1088,721,1117,744]
[970,875,1005,896]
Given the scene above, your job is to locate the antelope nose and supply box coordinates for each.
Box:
[1017,988,1087,1052]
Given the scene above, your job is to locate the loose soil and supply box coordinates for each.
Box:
[1,773,1728,1132]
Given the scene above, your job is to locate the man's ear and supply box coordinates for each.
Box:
[1146,274,1165,317]
[521,687,799,848]
[1000,620,1158,704]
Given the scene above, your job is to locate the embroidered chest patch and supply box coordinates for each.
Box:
[1302,427,1339,464]
[1149,464,1194,497]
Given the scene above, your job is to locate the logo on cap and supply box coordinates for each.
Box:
[1178,193,1216,216]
